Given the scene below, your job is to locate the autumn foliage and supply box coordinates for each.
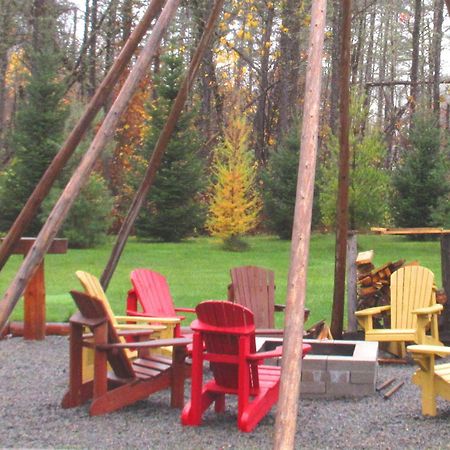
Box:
[206,111,261,248]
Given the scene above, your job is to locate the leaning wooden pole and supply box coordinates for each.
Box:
[330,0,352,339]
[0,0,180,335]
[0,0,165,272]
[100,0,225,289]
[273,1,327,448]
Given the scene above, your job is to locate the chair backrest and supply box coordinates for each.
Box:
[229,266,275,328]
[193,301,258,390]
[76,270,119,327]
[130,269,176,317]
[70,290,134,379]
[390,265,435,329]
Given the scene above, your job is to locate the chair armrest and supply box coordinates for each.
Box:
[174,307,196,314]
[114,323,166,331]
[407,344,450,356]
[355,305,391,317]
[412,304,443,315]
[255,328,284,336]
[248,345,283,361]
[97,337,192,351]
[115,315,181,324]
[116,329,155,338]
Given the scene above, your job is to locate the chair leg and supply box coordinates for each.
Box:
[170,345,187,408]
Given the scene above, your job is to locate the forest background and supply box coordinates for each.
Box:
[0,0,450,250]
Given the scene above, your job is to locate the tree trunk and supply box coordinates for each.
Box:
[410,0,422,115]
[329,0,341,134]
[432,0,444,117]
[253,2,274,165]
[88,0,98,97]
[277,0,302,141]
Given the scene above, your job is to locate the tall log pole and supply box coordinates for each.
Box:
[0,0,165,271]
[446,0,450,15]
[100,0,225,289]
[330,0,352,339]
[273,1,327,448]
[0,0,180,335]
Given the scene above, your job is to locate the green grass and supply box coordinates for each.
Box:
[0,234,443,327]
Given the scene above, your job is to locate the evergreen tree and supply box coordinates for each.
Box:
[206,111,261,250]
[0,8,67,234]
[392,113,449,230]
[262,126,321,239]
[134,51,205,241]
[318,94,391,230]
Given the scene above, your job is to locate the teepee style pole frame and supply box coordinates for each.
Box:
[0,0,166,272]
[100,0,226,289]
[0,0,181,335]
[273,1,327,448]
[331,0,352,339]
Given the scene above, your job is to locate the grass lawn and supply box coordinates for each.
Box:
[0,233,443,328]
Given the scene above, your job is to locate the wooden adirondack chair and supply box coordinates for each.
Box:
[181,300,311,432]
[228,265,309,331]
[76,270,180,373]
[407,344,450,416]
[62,290,191,416]
[355,265,443,358]
[126,268,195,338]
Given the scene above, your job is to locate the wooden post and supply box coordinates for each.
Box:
[0,0,165,272]
[100,0,226,289]
[23,261,46,340]
[347,231,358,333]
[273,1,327,448]
[331,0,352,339]
[0,0,180,336]
[1,237,67,340]
[446,0,450,16]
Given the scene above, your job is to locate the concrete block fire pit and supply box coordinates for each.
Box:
[256,338,378,399]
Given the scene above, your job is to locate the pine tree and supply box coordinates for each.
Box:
[392,113,449,230]
[134,51,205,242]
[0,7,67,234]
[206,112,261,250]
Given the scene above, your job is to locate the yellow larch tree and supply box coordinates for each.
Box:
[206,110,261,250]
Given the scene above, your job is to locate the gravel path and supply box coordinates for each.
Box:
[1,336,449,449]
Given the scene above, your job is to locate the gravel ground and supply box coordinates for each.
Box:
[1,335,449,450]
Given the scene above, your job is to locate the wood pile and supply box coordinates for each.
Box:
[357,251,406,308]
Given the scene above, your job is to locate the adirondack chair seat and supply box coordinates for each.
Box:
[355,266,443,358]
[407,344,450,416]
[62,290,191,416]
[181,300,311,432]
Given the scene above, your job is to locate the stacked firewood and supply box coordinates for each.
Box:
[356,250,406,310]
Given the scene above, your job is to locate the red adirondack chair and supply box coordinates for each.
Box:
[181,300,311,432]
[127,268,195,338]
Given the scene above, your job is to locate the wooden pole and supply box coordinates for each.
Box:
[273,1,327,448]
[331,0,352,339]
[0,0,180,336]
[446,0,450,17]
[100,0,226,289]
[347,231,358,332]
[440,234,450,327]
[0,0,165,271]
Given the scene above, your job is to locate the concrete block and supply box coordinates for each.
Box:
[350,370,376,384]
[327,381,375,397]
[300,381,326,394]
[301,369,326,383]
[328,370,350,384]
[303,354,327,370]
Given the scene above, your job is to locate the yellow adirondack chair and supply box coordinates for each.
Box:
[355,265,443,358]
[75,271,180,377]
[407,344,450,416]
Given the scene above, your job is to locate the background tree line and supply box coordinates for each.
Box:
[0,0,449,249]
